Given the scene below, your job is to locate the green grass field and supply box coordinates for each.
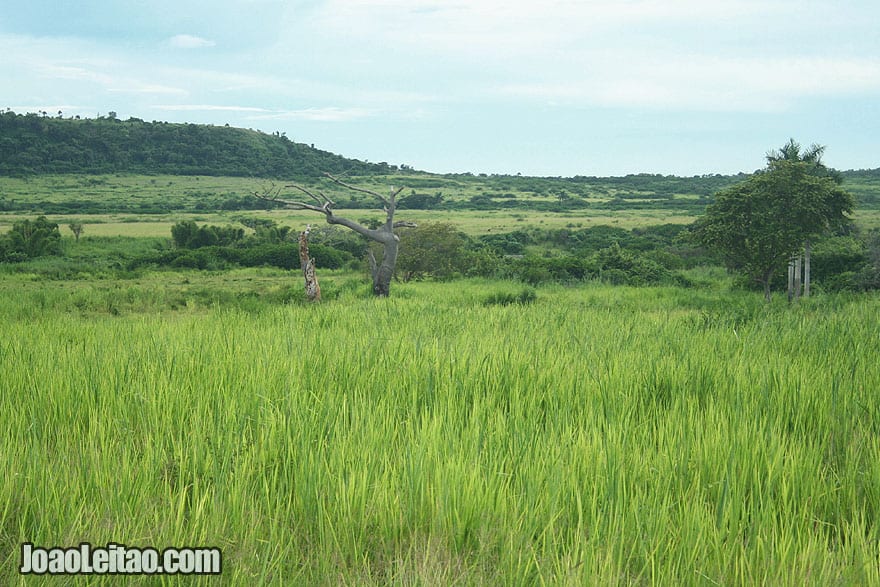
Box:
[1,271,879,584]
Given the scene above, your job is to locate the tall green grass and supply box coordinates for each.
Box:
[1,278,878,584]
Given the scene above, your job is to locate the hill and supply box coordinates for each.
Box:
[1,110,877,210]
[0,110,397,178]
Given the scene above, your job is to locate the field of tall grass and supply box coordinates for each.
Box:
[1,275,878,584]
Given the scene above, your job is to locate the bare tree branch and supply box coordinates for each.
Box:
[253,183,332,216]
[284,183,335,211]
[327,215,386,241]
[393,221,418,229]
[323,172,404,206]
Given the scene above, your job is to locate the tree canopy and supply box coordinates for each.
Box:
[692,144,853,300]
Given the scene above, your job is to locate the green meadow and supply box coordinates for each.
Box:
[1,270,879,584]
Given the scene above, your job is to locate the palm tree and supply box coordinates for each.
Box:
[766,139,842,298]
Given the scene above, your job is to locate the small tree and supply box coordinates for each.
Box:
[68,223,84,242]
[256,173,415,297]
[692,155,853,301]
[5,216,62,260]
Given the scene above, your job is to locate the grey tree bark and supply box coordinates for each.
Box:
[762,268,774,302]
[254,173,415,297]
[804,239,811,297]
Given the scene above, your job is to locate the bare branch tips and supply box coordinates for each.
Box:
[252,182,334,216]
[323,172,405,206]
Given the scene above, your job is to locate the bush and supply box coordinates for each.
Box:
[810,236,867,284]
[593,243,670,285]
[171,221,244,249]
[483,287,538,306]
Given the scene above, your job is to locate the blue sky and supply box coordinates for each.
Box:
[2,0,879,176]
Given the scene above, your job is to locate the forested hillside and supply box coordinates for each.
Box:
[0,111,394,178]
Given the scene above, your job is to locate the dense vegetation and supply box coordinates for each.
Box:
[0,110,390,178]
[2,214,877,294]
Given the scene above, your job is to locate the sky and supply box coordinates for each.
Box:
[1,0,879,177]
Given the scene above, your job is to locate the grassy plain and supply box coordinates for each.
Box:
[0,209,703,239]
[2,173,879,240]
[0,172,706,238]
[1,271,879,584]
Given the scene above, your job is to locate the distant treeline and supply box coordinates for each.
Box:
[0,111,395,178]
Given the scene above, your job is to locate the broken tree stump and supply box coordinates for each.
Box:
[299,225,321,301]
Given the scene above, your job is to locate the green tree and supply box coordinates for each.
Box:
[4,216,62,260]
[693,154,853,301]
[395,222,471,281]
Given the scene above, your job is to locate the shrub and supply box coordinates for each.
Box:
[593,243,670,285]
[171,221,244,249]
[483,287,538,306]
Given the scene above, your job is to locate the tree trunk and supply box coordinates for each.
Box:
[787,259,795,302]
[299,226,320,302]
[371,237,398,297]
[804,239,811,297]
[794,252,802,299]
[763,270,773,302]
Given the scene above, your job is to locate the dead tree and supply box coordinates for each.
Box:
[255,173,416,297]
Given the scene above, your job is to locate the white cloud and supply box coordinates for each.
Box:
[154,104,272,112]
[499,54,880,112]
[248,106,376,122]
[310,0,787,58]
[153,104,375,122]
[168,34,216,49]
[293,0,880,114]
[35,64,115,85]
[108,84,188,96]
